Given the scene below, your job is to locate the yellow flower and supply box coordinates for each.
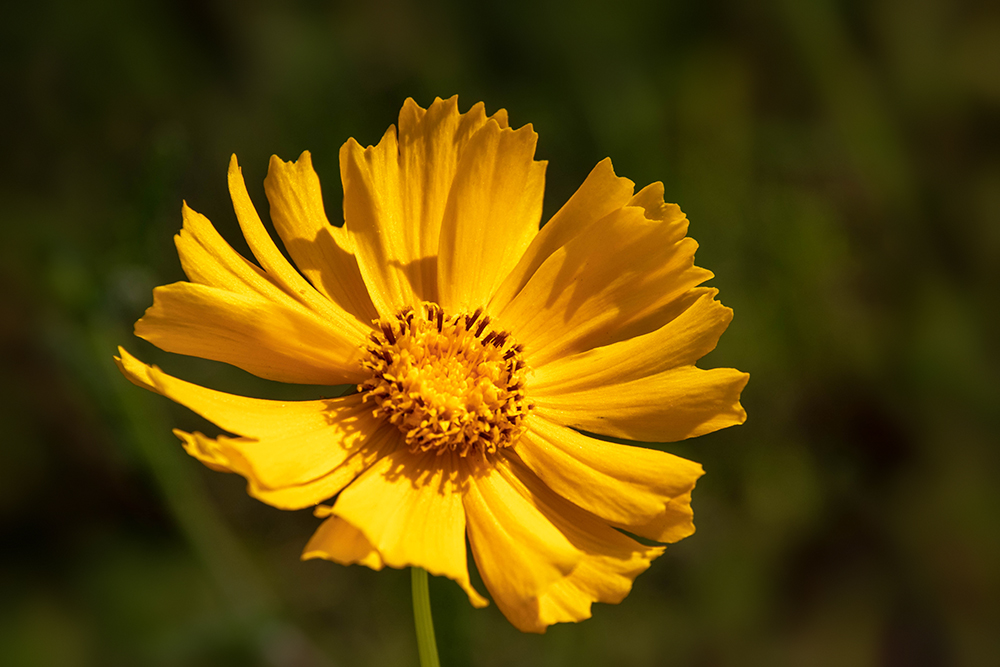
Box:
[116,96,748,633]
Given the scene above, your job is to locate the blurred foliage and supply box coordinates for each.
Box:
[2,0,999,665]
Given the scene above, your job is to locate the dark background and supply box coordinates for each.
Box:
[2,0,999,665]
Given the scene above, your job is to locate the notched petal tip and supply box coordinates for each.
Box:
[403,95,511,132]
[502,119,539,146]
[266,150,314,177]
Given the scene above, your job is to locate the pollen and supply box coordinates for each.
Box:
[358,303,531,456]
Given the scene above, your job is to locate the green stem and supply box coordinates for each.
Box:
[411,567,441,667]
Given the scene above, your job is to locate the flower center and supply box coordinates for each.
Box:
[359,303,531,456]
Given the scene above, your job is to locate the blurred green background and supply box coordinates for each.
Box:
[2,0,999,665]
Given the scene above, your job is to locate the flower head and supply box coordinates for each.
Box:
[117,96,748,632]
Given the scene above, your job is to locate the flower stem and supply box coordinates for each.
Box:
[411,567,441,667]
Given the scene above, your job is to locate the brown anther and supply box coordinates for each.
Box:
[475,317,490,337]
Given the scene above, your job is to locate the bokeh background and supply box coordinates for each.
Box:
[3,0,999,665]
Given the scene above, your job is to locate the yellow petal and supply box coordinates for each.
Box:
[398,97,509,290]
[436,119,547,313]
[340,97,507,315]
[596,182,707,343]
[174,425,395,510]
[185,399,372,489]
[534,365,749,443]
[135,281,365,385]
[117,346,354,439]
[263,151,379,324]
[302,514,385,571]
[530,288,733,393]
[629,181,685,229]
[330,448,488,608]
[463,455,581,632]
[496,199,711,368]
[622,489,699,545]
[514,415,703,543]
[173,202,275,297]
[488,158,636,313]
[492,455,665,629]
[227,155,373,337]
[116,348,396,509]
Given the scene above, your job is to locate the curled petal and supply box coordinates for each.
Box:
[303,512,385,572]
[463,455,581,631]
[515,415,703,543]
[491,455,665,630]
[115,348,394,509]
[174,427,395,510]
